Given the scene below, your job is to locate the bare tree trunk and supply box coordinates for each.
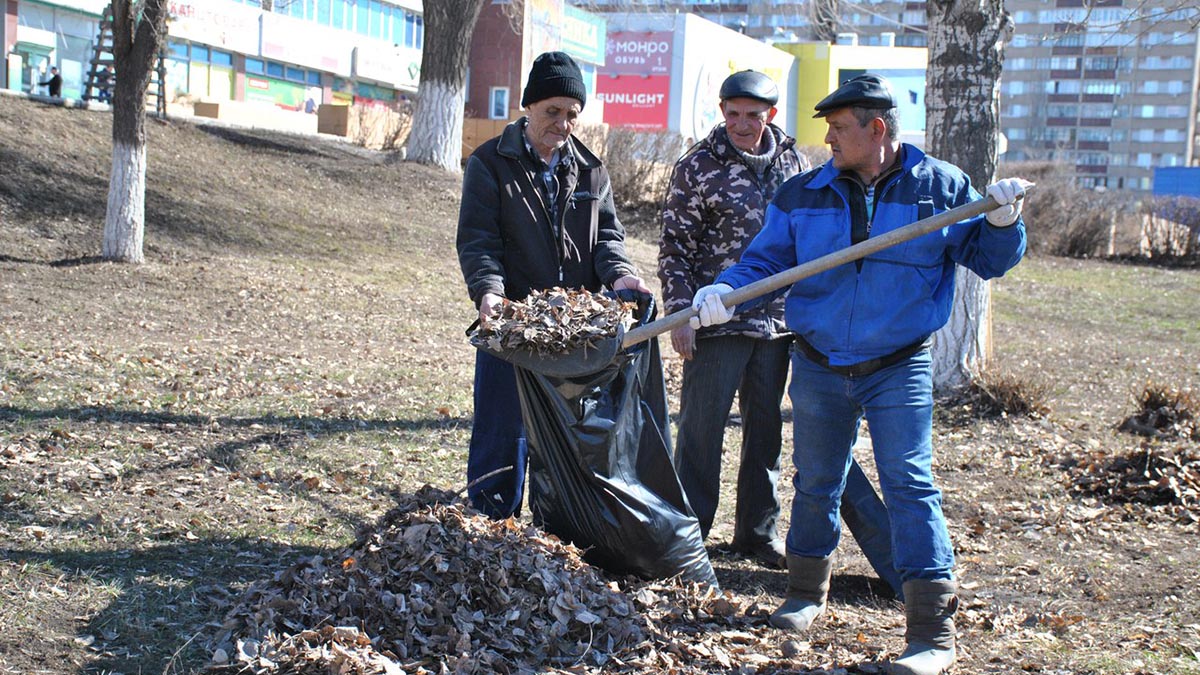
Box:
[406,0,486,171]
[102,0,167,263]
[925,0,1012,391]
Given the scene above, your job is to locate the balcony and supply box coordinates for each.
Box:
[1077,141,1110,151]
[1076,165,1108,174]
[1078,118,1113,126]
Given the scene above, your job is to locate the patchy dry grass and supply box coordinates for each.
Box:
[3,95,1200,674]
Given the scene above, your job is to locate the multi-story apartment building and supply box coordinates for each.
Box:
[1001,3,1199,190]
[583,0,1200,190]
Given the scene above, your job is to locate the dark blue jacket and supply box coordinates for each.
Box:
[457,119,635,307]
[717,144,1026,367]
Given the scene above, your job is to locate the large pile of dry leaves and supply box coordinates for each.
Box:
[469,288,635,356]
[210,486,780,675]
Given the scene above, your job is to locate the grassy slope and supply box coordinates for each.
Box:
[2,95,1198,674]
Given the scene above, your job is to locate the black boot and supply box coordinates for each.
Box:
[769,555,832,631]
[891,579,958,675]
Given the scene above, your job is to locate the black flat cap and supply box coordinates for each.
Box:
[720,70,779,105]
[813,73,897,118]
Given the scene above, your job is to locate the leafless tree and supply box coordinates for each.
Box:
[924,0,1014,391]
[405,0,487,171]
[102,0,168,263]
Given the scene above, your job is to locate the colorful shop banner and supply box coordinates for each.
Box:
[528,0,565,57]
[602,30,672,76]
[596,74,669,130]
[244,75,306,110]
[354,45,421,91]
[167,0,261,55]
[562,6,606,66]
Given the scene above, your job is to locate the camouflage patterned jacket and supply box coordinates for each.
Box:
[657,123,808,339]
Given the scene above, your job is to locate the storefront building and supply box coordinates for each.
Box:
[464,0,607,155]
[4,0,103,99]
[597,13,797,144]
[776,39,928,148]
[4,0,424,112]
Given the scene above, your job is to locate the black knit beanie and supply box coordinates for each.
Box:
[521,51,587,109]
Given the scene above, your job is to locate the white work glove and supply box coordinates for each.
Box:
[985,178,1035,227]
[689,283,733,329]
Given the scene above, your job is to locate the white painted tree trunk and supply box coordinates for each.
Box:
[925,0,1011,392]
[102,141,146,264]
[931,267,990,390]
[403,0,484,172]
[407,81,466,172]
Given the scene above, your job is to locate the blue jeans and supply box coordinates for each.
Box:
[674,334,791,546]
[466,350,528,518]
[786,347,955,582]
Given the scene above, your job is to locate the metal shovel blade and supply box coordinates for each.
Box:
[474,324,626,379]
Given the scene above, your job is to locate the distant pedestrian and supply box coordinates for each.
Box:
[96,66,113,103]
[39,67,63,97]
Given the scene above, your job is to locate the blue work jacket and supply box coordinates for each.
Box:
[717,144,1026,367]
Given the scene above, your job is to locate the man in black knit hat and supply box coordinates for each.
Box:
[457,51,650,519]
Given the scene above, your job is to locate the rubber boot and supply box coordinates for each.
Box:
[768,555,833,631]
[890,579,959,675]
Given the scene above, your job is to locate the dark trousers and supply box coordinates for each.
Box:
[465,350,528,518]
[674,334,791,546]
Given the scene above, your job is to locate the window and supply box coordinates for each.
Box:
[211,50,234,68]
[285,66,306,82]
[168,41,188,60]
[489,87,509,120]
[357,0,370,34]
[332,0,347,29]
[245,58,265,74]
[191,45,210,62]
[267,62,285,78]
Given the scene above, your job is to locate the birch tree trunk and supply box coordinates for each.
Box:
[406,0,486,172]
[101,0,167,263]
[925,0,1013,391]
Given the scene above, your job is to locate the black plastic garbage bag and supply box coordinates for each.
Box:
[514,293,718,587]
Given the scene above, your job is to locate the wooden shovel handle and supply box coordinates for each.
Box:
[622,194,1009,349]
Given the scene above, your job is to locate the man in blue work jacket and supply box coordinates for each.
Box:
[691,74,1031,675]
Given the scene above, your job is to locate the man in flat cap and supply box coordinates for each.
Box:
[658,70,901,597]
[690,73,1032,675]
[457,51,649,519]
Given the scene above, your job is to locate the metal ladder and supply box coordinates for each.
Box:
[82,3,168,116]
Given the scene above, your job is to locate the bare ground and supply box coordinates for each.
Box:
[1,95,1198,674]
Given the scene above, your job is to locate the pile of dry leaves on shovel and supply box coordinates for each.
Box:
[468,288,635,356]
[210,486,814,675]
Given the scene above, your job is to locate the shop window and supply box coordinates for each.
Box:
[168,41,188,60]
[212,50,233,68]
[267,62,285,78]
[307,71,321,86]
[286,66,306,82]
[246,58,265,75]
[191,45,210,63]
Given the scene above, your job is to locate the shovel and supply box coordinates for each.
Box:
[479,193,1012,378]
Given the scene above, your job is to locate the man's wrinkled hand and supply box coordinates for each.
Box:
[690,283,733,329]
[670,324,696,360]
[985,177,1034,227]
[613,274,651,294]
[479,292,505,322]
